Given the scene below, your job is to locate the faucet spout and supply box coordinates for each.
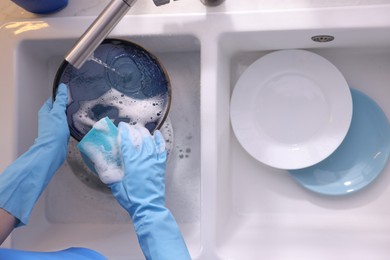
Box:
[65,0,174,69]
[65,0,137,69]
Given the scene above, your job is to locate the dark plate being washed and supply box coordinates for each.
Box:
[53,38,171,141]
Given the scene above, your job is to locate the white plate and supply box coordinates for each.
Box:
[230,50,352,169]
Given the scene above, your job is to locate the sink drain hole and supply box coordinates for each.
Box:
[311,35,335,43]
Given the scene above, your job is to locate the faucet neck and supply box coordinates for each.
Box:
[65,0,137,69]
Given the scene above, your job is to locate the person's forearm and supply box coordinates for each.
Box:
[0,208,17,245]
[134,207,191,260]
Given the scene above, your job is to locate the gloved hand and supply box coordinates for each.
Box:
[0,83,69,226]
[110,122,191,260]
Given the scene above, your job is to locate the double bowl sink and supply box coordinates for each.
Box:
[1,5,390,259]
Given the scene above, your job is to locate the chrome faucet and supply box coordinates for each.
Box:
[65,0,170,69]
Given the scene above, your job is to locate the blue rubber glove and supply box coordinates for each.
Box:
[110,122,191,260]
[0,83,69,226]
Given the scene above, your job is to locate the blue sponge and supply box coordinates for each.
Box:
[77,117,124,184]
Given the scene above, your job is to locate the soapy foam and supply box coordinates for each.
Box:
[72,88,166,135]
[83,143,124,184]
[93,116,113,133]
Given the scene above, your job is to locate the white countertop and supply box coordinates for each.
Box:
[1,0,390,24]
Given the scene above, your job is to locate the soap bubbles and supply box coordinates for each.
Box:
[54,39,171,141]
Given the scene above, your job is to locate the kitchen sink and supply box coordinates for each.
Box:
[215,30,390,260]
[2,5,390,259]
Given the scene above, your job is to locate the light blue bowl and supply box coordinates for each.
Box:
[289,88,390,196]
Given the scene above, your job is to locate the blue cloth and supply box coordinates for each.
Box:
[0,247,106,259]
[0,84,69,226]
[77,117,123,184]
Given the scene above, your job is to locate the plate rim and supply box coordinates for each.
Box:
[230,49,353,169]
